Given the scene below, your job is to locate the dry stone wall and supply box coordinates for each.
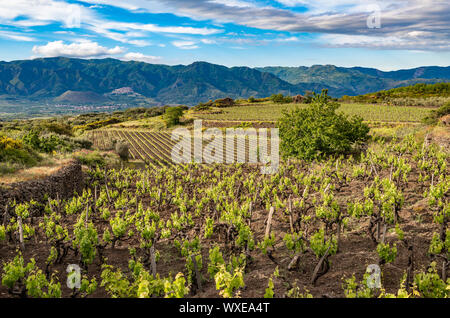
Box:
[0,161,84,214]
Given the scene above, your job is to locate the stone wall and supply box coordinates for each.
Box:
[0,161,84,213]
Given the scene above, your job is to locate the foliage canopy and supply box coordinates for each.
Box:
[278,90,370,160]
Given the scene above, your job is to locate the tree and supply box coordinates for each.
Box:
[270,94,292,104]
[114,140,129,162]
[164,107,184,127]
[278,90,370,161]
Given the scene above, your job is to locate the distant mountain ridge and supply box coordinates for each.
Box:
[0,57,449,106]
[0,57,306,106]
[256,65,450,96]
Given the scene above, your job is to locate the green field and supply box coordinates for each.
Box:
[194,102,432,122]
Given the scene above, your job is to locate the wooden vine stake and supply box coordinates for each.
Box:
[150,245,157,277]
[85,203,89,228]
[17,215,25,251]
[265,207,275,238]
[288,196,294,234]
[191,254,202,291]
[3,204,8,226]
[104,171,111,203]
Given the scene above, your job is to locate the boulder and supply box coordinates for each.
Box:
[293,95,305,104]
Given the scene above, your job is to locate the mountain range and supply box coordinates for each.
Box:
[0,57,449,106]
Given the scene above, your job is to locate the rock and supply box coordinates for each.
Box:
[439,114,450,126]
[293,95,305,104]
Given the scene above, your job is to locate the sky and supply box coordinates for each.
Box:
[0,0,449,70]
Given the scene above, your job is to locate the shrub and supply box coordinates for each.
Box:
[278,90,370,161]
[163,107,184,127]
[214,98,235,107]
[73,118,121,131]
[270,94,293,104]
[74,151,106,168]
[72,138,93,150]
[193,103,211,111]
[423,101,450,125]
[303,91,314,104]
[0,135,39,174]
[114,141,129,162]
[22,131,92,154]
[44,122,73,136]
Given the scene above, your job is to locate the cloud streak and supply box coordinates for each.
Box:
[0,0,449,53]
[77,0,450,51]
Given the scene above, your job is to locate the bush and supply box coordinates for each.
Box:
[74,151,106,168]
[0,135,39,174]
[193,103,211,111]
[163,107,184,127]
[72,138,93,150]
[423,101,450,124]
[114,141,129,162]
[303,91,314,104]
[214,98,235,107]
[73,118,121,131]
[270,94,292,104]
[22,131,92,154]
[278,90,370,161]
[44,122,73,136]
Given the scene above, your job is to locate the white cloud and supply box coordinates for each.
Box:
[319,33,450,51]
[201,39,217,44]
[172,41,199,49]
[32,40,125,58]
[77,0,450,51]
[0,0,222,47]
[122,52,162,63]
[1,0,449,52]
[0,0,92,28]
[98,21,221,36]
[0,30,36,42]
[275,36,301,42]
[128,39,152,47]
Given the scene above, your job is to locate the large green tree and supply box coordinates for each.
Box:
[278,90,370,160]
[163,107,184,127]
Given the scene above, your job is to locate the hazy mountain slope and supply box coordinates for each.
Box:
[256,65,450,96]
[0,58,306,105]
[0,58,449,106]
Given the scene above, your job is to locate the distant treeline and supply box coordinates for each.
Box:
[341,83,450,106]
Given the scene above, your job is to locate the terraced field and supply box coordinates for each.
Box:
[88,129,276,166]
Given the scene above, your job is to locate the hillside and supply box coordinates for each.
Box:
[1,58,449,108]
[54,90,109,104]
[0,58,306,106]
[257,65,450,96]
[340,82,450,106]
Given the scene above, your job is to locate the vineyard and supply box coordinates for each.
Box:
[87,129,276,166]
[0,134,448,298]
[195,103,432,122]
[88,130,176,166]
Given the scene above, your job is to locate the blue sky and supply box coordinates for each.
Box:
[0,0,449,70]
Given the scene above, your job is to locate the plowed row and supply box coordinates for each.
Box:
[89,130,275,166]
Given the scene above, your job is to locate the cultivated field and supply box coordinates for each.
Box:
[87,129,276,166]
[0,134,448,298]
[194,103,432,122]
